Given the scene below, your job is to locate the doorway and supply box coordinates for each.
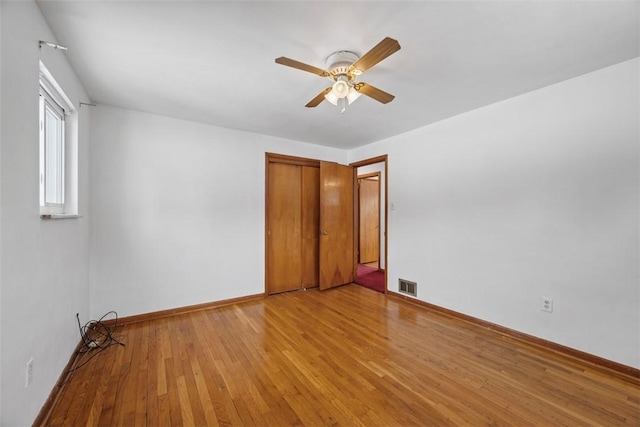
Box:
[358,173,380,267]
[351,156,387,293]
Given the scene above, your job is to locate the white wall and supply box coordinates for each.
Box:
[90,106,347,318]
[0,2,92,426]
[350,58,639,368]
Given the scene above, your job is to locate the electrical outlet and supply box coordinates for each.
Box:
[541,297,553,313]
[25,358,34,388]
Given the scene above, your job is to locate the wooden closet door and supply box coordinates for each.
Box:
[267,162,302,294]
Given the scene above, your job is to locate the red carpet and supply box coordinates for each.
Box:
[355,264,385,293]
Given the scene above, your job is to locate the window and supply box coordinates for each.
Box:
[39,62,78,217]
[39,82,65,211]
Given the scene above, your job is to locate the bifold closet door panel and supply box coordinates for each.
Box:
[267,162,302,294]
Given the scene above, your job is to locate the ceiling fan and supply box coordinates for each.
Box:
[275,37,401,112]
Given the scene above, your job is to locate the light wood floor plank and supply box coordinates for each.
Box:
[43,285,639,426]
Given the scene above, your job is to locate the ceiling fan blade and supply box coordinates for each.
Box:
[275,57,329,77]
[305,88,332,107]
[349,37,401,74]
[354,83,395,104]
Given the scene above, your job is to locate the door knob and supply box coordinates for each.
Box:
[321,230,329,235]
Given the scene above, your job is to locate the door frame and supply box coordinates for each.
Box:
[350,155,388,293]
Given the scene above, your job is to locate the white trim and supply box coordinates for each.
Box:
[40,214,83,220]
[39,61,75,113]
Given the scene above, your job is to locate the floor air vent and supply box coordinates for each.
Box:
[399,279,417,297]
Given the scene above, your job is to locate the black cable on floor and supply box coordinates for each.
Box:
[61,311,126,382]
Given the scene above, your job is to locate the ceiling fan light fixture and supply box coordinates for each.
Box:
[347,86,361,104]
[324,90,339,105]
[331,78,349,99]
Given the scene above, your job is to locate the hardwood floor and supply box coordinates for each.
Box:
[43,285,639,426]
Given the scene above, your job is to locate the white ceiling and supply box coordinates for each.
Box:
[36,1,639,149]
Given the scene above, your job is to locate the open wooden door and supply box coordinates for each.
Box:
[319,161,355,290]
[359,176,380,264]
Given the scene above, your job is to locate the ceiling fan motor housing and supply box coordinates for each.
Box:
[325,51,359,79]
